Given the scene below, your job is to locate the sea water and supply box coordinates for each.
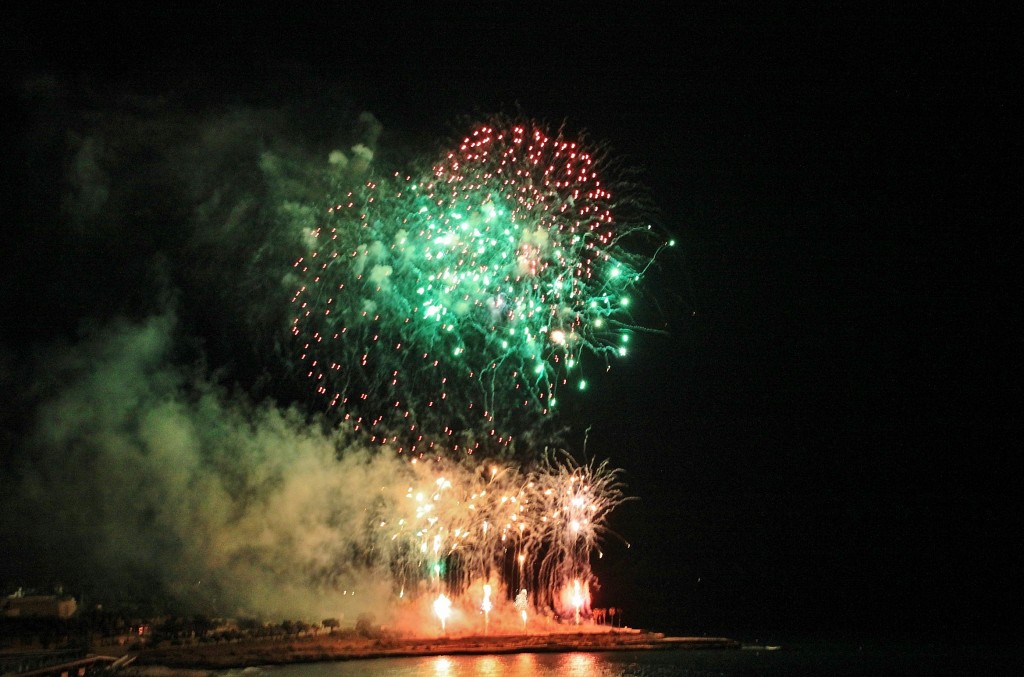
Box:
[214,642,1017,676]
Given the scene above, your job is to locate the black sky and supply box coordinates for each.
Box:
[3,3,1019,641]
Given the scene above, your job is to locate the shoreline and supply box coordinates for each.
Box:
[124,630,741,671]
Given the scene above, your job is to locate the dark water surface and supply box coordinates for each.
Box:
[215,642,1018,676]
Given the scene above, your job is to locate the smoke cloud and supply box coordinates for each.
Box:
[2,75,402,620]
[6,313,408,621]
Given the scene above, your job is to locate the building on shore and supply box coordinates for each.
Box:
[2,595,78,619]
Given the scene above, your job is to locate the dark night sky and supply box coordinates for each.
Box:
[3,3,1019,641]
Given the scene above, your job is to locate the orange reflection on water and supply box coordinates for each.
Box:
[432,655,453,676]
[564,652,597,677]
[513,653,538,671]
[472,655,500,676]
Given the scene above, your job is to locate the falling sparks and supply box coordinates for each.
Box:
[364,450,628,626]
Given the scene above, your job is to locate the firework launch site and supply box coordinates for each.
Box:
[2,599,739,677]
[124,628,740,671]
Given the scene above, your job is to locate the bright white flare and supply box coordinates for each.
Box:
[571,579,584,625]
[481,583,493,633]
[433,593,452,633]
